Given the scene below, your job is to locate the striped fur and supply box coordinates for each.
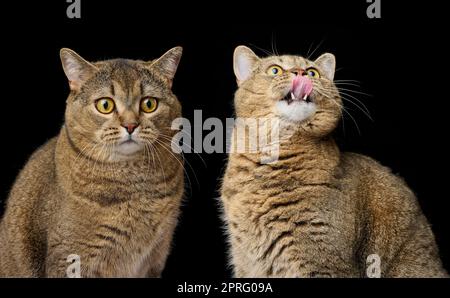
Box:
[220,47,448,277]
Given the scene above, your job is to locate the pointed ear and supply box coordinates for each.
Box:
[315,53,336,81]
[149,46,183,86]
[233,46,260,85]
[60,48,97,91]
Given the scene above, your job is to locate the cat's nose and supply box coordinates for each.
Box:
[122,123,139,134]
[290,68,304,76]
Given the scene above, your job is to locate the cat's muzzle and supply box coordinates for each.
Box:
[281,91,313,105]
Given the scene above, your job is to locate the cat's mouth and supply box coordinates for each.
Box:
[120,139,138,145]
[280,75,314,105]
[281,91,313,105]
[115,137,143,156]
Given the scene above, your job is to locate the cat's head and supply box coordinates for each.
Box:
[60,47,182,161]
[233,46,341,138]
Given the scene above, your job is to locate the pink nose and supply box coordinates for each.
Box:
[122,123,139,134]
[292,74,313,99]
[290,68,304,76]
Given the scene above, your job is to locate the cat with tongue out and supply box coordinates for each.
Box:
[276,67,316,122]
[220,46,447,277]
[283,69,314,103]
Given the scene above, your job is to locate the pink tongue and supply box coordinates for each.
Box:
[292,75,313,99]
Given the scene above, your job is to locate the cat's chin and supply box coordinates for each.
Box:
[114,140,143,157]
[275,100,316,122]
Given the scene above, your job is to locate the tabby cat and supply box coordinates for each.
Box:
[220,46,448,277]
[0,47,184,277]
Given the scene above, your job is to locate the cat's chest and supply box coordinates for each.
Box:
[94,197,177,277]
[68,167,179,205]
[111,217,168,277]
[228,183,357,264]
[225,163,355,236]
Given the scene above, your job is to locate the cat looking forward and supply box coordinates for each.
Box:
[0,47,184,277]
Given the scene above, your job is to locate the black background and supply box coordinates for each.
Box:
[0,0,448,280]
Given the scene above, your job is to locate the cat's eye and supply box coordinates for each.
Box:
[306,68,320,78]
[140,97,158,113]
[95,98,115,114]
[267,65,284,76]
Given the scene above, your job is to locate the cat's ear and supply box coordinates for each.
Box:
[314,53,336,81]
[233,46,260,85]
[60,48,98,92]
[149,46,183,87]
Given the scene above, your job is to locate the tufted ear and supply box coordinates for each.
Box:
[314,53,336,81]
[60,48,98,92]
[233,46,260,86]
[149,46,183,87]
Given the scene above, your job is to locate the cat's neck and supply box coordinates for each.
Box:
[265,137,338,166]
[231,121,340,165]
[231,128,341,185]
[278,135,341,170]
[54,126,181,189]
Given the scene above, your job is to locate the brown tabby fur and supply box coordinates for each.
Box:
[220,46,448,277]
[0,47,184,277]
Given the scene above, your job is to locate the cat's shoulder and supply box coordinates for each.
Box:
[29,137,57,162]
[341,152,392,174]
[341,151,414,198]
[20,137,58,175]
[6,137,58,208]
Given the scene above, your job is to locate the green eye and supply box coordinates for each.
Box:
[95,98,115,114]
[140,97,158,113]
[306,68,320,78]
[267,65,284,76]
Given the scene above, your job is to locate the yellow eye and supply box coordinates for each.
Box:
[140,97,158,113]
[306,68,320,78]
[267,65,284,76]
[95,98,115,114]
